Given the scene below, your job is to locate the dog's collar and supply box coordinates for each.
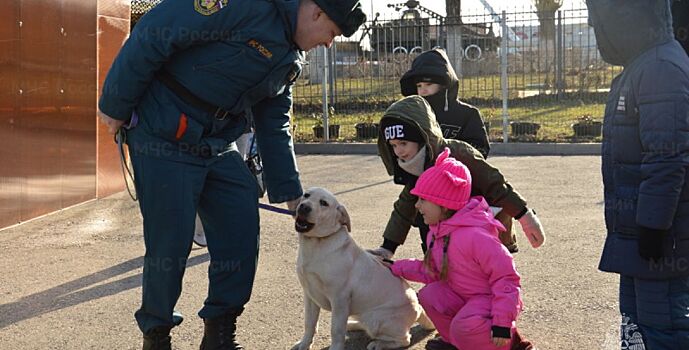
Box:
[299,225,350,239]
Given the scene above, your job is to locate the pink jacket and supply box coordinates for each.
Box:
[391,196,523,328]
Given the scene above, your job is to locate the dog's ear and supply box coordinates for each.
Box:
[337,205,351,232]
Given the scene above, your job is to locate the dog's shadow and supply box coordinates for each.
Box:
[318,325,434,350]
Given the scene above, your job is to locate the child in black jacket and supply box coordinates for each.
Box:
[400,48,490,158]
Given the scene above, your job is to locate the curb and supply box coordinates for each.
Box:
[295,143,601,156]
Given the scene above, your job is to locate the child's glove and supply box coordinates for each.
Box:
[517,208,546,248]
[367,247,394,260]
[638,226,666,261]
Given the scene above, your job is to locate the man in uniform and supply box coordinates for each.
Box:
[97,0,365,349]
[589,0,689,349]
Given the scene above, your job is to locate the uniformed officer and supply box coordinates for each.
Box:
[97,0,365,349]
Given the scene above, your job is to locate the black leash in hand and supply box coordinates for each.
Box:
[116,127,138,201]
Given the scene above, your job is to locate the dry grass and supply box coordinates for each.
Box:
[292,98,605,143]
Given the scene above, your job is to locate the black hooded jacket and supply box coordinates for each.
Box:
[400,49,490,158]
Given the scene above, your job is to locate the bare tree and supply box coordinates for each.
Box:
[533,0,563,90]
[533,0,563,42]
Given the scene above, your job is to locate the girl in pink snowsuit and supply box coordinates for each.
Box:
[390,148,532,350]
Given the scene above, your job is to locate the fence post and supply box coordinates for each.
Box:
[501,10,509,144]
[556,10,564,99]
[329,44,336,107]
[322,46,329,142]
[446,17,463,78]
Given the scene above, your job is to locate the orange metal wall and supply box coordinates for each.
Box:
[0,0,129,229]
[97,0,130,198]
[0,0,20,227]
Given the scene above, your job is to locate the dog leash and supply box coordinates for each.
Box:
[258,203,295,216]
[115,116,139,201]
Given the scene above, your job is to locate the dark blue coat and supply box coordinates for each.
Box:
[98,0,303,203]
[590,0,689,278]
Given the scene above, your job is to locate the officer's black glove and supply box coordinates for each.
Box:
[638,226,667,261]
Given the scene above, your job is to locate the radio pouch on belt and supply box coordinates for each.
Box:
[245,133,266,198]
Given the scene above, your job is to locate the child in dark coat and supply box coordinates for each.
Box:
[400,48,490,158]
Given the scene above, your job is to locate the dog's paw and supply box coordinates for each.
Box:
[366,340,385,350]
[366,339,409,350]
[291,340,312,350]
[329,343,346,350]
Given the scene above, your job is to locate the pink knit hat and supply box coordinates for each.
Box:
[410,148,472,210]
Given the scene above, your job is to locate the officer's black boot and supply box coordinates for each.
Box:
[199,307,244,350]
[142,326,172,350]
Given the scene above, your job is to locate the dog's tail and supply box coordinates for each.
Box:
[416,310,435,331]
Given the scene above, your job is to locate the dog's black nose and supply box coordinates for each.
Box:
[297,204,311,215]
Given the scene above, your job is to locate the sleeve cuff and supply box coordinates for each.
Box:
[491,326,511,339]
[390,262,402,276]
[268,190,303,204]
[514,207,529,220]
[382,238,400,253]
[98,98,134,122]
[637,193,677,230]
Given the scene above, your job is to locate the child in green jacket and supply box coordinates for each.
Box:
[369,96,546,258]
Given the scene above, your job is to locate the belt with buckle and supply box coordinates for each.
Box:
[155,70,241,121]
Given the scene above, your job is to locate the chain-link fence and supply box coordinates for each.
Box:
[131,0,160,28]
[293,7,620,143]
[129,1,618,143]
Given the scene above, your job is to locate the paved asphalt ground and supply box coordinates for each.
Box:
[0,155,620,350]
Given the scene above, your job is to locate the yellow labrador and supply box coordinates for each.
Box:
[292,187,434,350]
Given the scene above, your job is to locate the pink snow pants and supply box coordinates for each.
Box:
[418,281,513,350]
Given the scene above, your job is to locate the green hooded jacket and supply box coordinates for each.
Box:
[378,96,527,244]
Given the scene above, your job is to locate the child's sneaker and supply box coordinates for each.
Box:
[425,336,457,350]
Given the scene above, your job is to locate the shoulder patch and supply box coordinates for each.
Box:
[616,95,626,112]
[247,39,273,59]
[194,0,229,16]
